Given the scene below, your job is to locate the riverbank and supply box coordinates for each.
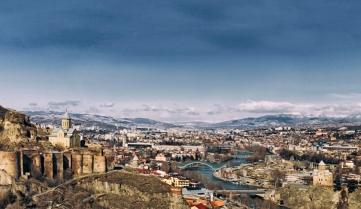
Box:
[179,152,257,190]
[212,167,261,188]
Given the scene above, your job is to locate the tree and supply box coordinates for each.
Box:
[334,175,342,192]
[270,169,285,188]
[348,180,359,193]
[337,187,349,209]
[160,161,170,173]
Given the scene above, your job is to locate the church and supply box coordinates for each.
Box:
[313,161,333,187]
[49,111,81,148]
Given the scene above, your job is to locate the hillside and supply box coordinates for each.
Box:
[26,111,179,130]
[211,114,361,129]
[0,105,37,143]
[25,110,361,130]
[30,170,188,209]
[179,114,361,129]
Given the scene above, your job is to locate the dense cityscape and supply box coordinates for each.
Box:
[2,1,361,208]
[1,105,361,208]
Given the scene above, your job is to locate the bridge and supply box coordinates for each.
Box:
[178,161,221,171]
[178,153,251,171]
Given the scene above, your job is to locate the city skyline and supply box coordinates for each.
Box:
[1,2,361,209]
[1,0,361,121]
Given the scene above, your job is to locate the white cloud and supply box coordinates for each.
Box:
[328,93,361,100]
[48,100,81,110]
[21,100,361,122]
[238,100,296,114]
[235,100,361,118]
[99,102,115,108]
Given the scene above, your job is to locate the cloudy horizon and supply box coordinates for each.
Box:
[1,1,361,122]
[3,98,361,123]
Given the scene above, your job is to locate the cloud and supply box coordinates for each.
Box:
[234,101,361,117]
[207,104,240,115]
[23,100,361,122]
[85,106,101,114]
[53,100,361,121]
[202,100,361,121]
[99,102,115,108]
[28,102,38,107]
[48,100,81,110]
[328,93,361,100]
[118,104,198,116]
[238,100,297,114]
[187,111,200,116]
[1,0,361,61]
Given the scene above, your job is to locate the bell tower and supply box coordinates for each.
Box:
[61,109,72,130]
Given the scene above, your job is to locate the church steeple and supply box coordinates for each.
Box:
[61,109,72,130]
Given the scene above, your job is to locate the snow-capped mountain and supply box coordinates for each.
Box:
[25,111,179,130]
[25,111,361,130]
[175,114,361,129]
[209,114,361,129]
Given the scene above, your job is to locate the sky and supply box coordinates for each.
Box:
[1,0,361,122]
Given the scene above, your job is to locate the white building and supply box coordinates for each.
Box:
[49,111,81,148]
[155,153,167,162]
[341,160,355,169]
[313,161,333,187]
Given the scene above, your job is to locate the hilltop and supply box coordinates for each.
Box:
[25,110,179,130]
[0,105,37,143]
[25,110,361,130]
[29,170,188,209]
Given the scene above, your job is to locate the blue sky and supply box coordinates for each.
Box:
[1,0,361,122]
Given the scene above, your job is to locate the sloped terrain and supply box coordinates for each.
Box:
[279,185,338,209]
[26,111,179,130]
[0,105,37,143]
[32,171,188,209]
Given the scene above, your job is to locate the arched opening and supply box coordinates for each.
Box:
[23,155,32,175]
[40,155,45,175]
[63,156,70,171]
[52,154,58,178]
[26,130,31,138]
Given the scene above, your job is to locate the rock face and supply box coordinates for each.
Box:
[32,171,189,209]
[0,106,36,143]
[279,185,338,209]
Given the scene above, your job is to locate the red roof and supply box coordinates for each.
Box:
[195,203,208,209]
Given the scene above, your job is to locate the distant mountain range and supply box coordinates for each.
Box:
[25,111,361,130]
[208,114,361,129]
[25,111,179,130]
[174,114,361,129]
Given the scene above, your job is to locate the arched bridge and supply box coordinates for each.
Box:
[178,162,220,171]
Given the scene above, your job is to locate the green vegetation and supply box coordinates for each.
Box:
[279,185,336,209]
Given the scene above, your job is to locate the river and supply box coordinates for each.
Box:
[178,151,287,209]
[179,151,256,190]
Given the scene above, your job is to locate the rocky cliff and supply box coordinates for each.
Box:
[279,185,339,209]
[30,171,189,209]
[0,105,36,143]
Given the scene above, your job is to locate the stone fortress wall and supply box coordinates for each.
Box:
[0,149,107,180]
[0,151,20,179]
